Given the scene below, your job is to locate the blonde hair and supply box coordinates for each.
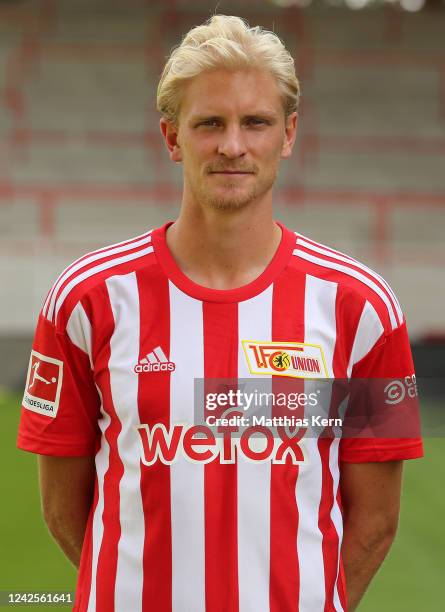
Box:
[157,14,300,124]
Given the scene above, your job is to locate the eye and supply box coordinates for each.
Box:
[245,118,269,127]
[198,119,221,127]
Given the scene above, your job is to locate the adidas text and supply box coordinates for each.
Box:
[134,362,176,373]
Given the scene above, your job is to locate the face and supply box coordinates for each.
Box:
[160,69,297,212]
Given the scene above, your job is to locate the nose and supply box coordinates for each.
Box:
[217,124,247,159]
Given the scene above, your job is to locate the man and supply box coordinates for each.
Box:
[17,15,423,612]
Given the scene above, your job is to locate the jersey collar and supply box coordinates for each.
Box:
[151,219,296,303]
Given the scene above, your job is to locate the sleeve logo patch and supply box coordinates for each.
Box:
[23,351,63,418]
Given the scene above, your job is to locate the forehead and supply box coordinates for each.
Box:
[178,69,284,120]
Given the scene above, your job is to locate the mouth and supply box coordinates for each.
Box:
[210,171,254,175]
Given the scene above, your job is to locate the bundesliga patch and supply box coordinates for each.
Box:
[23,351,63,418]
[242,340,328,378]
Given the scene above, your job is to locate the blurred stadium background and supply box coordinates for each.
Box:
[0,0,443,610]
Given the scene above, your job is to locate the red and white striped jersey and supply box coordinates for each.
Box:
[18,220,423,612]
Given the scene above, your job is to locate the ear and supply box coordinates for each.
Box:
[281,112,298,159]
[160,118,183,163]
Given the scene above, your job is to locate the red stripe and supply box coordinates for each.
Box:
[137,267,173,612]
[94,283,124,612]
[319,284,365,611]
[203,302,239,612]
[333,286,367,378]
[74,298,99,612]
[269,264,305,612]
[294,242,400,327]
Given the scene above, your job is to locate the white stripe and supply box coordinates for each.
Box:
[44,232,152,320]
[347,301,384,377]
[329,439,344,612]
[296,436,324,612]
[304,275,337,380]
[66,302,94,368]
[147,352,157,364]
[87,389,109,612]
[106,273,145,612]
[169,282,205,612]
[153,346,168,363]
[297,274,337,611]
[296,235,403,323]
[293,249,398,330]
[237,286,273,612]
[53,246,154,321]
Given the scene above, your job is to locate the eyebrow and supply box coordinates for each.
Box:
[190,111,279,123]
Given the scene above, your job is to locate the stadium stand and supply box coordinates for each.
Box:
[0,0,444,387]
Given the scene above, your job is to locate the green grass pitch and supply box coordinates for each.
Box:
[1,390,443,611]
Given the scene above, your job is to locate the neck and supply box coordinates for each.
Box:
[165,200,282,290]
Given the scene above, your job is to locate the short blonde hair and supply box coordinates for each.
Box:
[157,14,300,124]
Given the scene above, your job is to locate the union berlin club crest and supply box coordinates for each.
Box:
[242,340,328,378]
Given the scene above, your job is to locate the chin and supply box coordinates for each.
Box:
[194,174,276,211]
[204,190,258,211]
[206,199,252,211]
[203,180,263,208]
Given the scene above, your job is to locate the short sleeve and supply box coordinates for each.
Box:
[17,312,101,456]
[339,321,424,463]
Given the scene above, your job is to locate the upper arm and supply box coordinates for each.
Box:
[38,454,96,523]
[340,461,404,536]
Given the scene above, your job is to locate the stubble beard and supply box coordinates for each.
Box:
[191,165,278,212]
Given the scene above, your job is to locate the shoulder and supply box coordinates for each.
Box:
[289,230,404,334]
[41,229,156,331]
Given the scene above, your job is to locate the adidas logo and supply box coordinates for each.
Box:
[134,346,176,374]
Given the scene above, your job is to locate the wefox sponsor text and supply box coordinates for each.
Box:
[136,422,307,465]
